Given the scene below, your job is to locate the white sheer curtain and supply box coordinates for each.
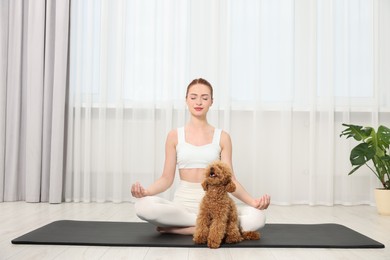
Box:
[0,0,70,203]
[66,0,390,205]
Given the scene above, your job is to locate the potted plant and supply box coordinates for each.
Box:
[340,124,390,215]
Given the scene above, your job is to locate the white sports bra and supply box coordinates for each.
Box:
[176,127,222,169]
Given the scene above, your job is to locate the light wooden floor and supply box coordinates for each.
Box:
[1,202,389,260]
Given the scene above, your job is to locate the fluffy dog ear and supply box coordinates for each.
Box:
[226,180,236,193]
[202,180,208,191]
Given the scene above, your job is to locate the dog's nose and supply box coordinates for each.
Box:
[209,167,216,177]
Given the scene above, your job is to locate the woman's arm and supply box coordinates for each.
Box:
[220,131,270,209]
[131,129,177,197]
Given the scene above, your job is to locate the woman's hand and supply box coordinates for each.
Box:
[131,182,149,198]
[253,194,271,210]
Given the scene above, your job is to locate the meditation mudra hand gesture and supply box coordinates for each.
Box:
[131,182,148,198]
[130,78,270,235]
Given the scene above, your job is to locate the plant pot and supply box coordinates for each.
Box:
[374,189,390,215]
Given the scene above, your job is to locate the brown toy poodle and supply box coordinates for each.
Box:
[193,161,260,248]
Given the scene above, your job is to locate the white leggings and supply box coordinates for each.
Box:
[134,181,266,231]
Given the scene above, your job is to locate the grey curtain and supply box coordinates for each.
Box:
[0,0,70,203]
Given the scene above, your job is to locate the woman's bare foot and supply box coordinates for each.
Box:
[156,226,195,235]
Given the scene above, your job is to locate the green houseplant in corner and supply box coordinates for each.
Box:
[340,124,390,215]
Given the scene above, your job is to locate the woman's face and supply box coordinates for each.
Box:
[186,83,213,117]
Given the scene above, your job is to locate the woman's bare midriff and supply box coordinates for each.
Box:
[179,168,206,183]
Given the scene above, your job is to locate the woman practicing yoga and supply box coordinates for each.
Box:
[131,78,270,235]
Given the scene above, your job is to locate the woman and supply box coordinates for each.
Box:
[131,78,270,235]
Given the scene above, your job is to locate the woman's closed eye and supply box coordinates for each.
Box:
[189,94,210,101]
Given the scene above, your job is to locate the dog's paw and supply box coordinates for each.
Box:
[225,235,243,244]
[207,238,222,249]
[241,231,260,240]
[193,235,207,244]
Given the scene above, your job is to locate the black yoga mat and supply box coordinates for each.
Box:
[12,220,384,248]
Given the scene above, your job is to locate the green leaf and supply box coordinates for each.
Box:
[348,164,363,175]
[381,155,390,162]
[350,143,376,166]
[340,124,373,142]
[377,125,390,151]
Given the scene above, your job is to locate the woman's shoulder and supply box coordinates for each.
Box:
[218,129,232,148]
[166,128,179,145]
[220,129,231,139]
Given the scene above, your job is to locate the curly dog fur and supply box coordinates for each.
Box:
[193,161,260,248]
